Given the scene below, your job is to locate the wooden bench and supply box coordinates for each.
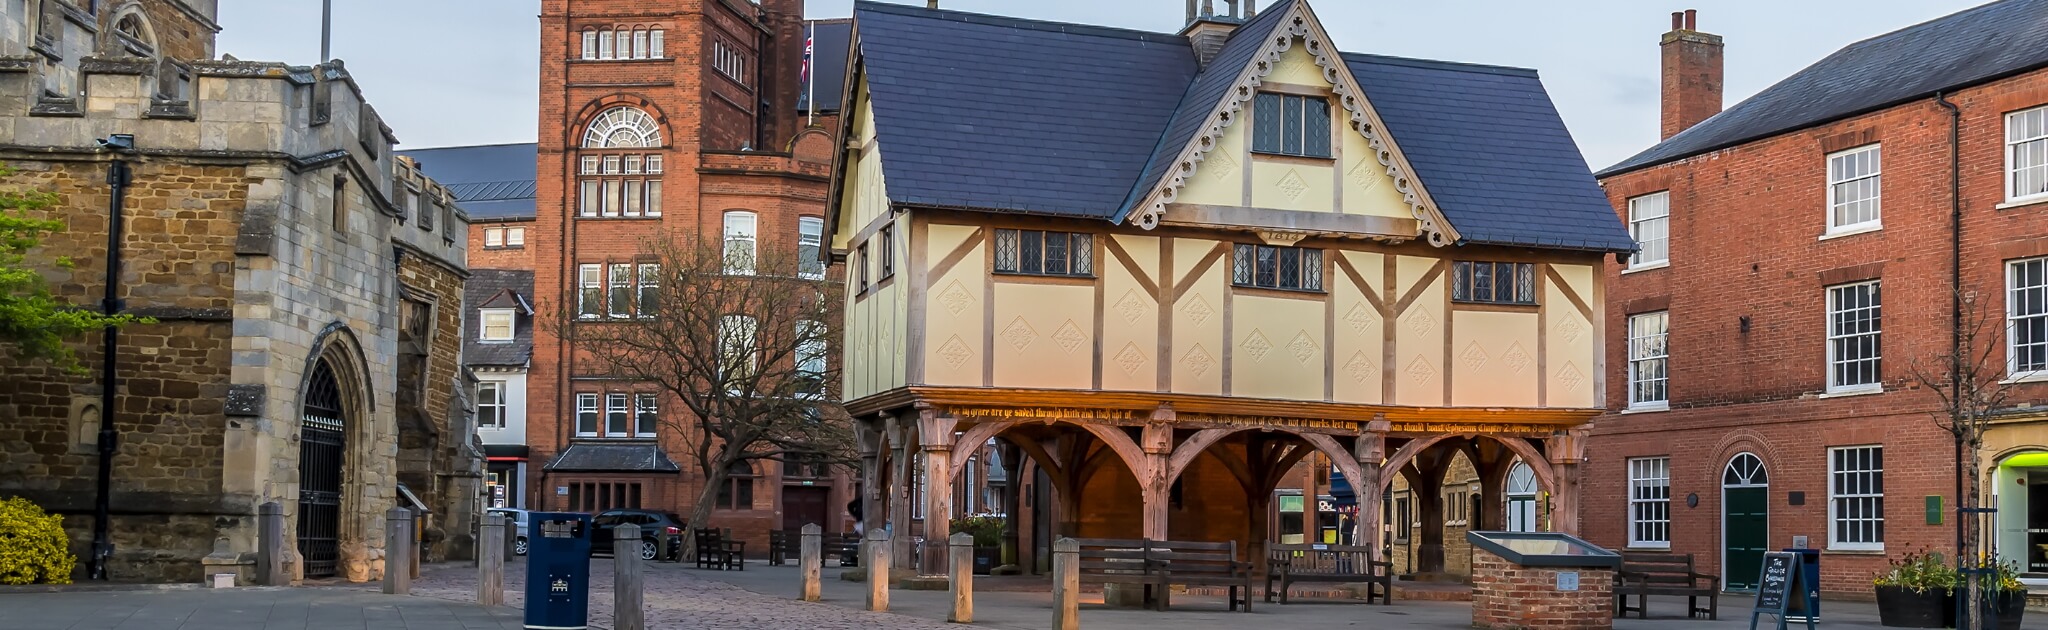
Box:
[767,529,791,566]
[1150,539,1252,612]
[827,532,860,567]
[1072,538,1166,610]
[694,528,745,571]
[1615,552,1718,619]
[1264,543,1392,605]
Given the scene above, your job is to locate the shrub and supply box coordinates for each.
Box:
[1873,549,1957,594]
[949,515,1004,548]
[0,496,75,585]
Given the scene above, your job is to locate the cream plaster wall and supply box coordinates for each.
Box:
[1171,239,1228,395]
[1231,294,1325,401]
[1177,116,1246,207]
[1543,264,1597,408]
[1331,251,1385,404]
[1450,310,1540,408]
[1392,256,1447,407]
[991,282,1095,391]
[1250,160,1335,213]
[921,224,985,387]
[1101,234,1162,392]
[833,83,888,252]
[1340,120,1413,220]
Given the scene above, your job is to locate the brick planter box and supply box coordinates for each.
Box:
[1471,547,1616,630]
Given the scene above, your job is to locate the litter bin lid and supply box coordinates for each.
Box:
[1466,531,1620,568]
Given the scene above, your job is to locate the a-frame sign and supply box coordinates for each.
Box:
[1750,551,1818,630]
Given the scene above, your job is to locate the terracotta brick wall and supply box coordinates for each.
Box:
[1592,67,2048,596]
[1471,549,1615,630]
[468,220,535,270]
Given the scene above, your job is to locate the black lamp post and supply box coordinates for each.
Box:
[88,133,135,581]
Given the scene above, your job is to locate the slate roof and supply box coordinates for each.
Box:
[848,1,1634,253]
[398,143,539,221]
[464,269,534,368]
[798,19,853,113]
[544,443,682,473]
[1600,0,2048,177]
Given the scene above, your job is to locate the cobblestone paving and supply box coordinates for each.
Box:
[400,559,959,630]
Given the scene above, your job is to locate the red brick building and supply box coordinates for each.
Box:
[1587,3,2048,596]
[522,0,855,548]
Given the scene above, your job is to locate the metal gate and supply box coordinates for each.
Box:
[297,358,347,579]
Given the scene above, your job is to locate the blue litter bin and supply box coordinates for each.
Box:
[1783,546,1821,623]
[525,512,592,630]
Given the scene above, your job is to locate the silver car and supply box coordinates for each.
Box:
[487,508,532,556]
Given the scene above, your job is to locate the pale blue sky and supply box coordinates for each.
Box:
[216,0,1990,169]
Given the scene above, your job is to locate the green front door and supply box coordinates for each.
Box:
[1723,486,1769,590]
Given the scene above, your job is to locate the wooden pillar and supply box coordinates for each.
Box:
[858,418,886,536]
[799,523,822,602]
[887,414,916,568]
[998,439,1023,568]
[919,407,957,575]
[612,522,643,630]
[478,513,505,606]
[1410,467,1447,575]
[1140,408,1174,541]
[382,507,412,595]
[1354,424,1387,560]
[948,532,974,623]
[1547,430,1588,535]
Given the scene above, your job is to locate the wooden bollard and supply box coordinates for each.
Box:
[1052,538,1079,630]
[257,502,285,586]
[865,528,890,611]
[382,507,413,595]
[613,523,644,630]
[477,514,505,606]
[799,523,822,602]
[948,532,974,623]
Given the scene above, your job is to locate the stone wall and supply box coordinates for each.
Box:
[1470,548,1614,630]
[397,252,481,562]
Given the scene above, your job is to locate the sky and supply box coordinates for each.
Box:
[217,0,1991,169]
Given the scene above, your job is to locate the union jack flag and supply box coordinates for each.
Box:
[801,29,814,88]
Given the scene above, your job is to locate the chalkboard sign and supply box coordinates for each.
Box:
[1750,552,1814,630]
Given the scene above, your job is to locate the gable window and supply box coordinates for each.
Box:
[1451,261,1536,305]
[1627,457,1671,548]
[1627,311,1669,408]
[1628,192,1669,268]
[2010,257,2048,377]
[1826,144,1882,233]
[575,393,600,437]
[475,381,505,429]
[2009,106,2048,202]
[713,39,746,85]
[798,217,825,280]
[1829,445,1884,550]
[1231,243,1321,291]
[995,229,1094,277]
[1826,280,1882,393]
[480,309,515,342]
[724,211,758,275]
[1252,92,1333,158]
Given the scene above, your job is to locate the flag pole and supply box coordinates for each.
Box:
[320,0,332,62]
[806,22,816,127]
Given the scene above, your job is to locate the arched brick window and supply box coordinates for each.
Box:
[578,106,664,218]
[583,106,662,148]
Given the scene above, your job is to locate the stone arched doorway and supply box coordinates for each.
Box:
[296,357,348,579]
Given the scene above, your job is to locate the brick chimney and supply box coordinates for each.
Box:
[1182,0,1256,67]
[1660,9,1724,139]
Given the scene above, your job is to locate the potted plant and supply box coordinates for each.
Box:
[1874,550,1959,628]
[950,515,1004,575]
[1982,559,2027,630]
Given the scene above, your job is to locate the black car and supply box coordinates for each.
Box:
[590,509,686,561]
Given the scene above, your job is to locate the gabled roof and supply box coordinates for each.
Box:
[465,269,534,368]
[845,1,1634,253]
[399,143,539,221]
[1601,0,2048,177]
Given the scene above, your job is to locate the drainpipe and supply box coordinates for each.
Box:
[1936,91,1965,630]
[90,137,135,581]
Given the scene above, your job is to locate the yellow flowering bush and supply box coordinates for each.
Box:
[0,496,75,584]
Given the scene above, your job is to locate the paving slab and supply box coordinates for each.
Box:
[0,586,521,630]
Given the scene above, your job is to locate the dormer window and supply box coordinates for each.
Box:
[1253,92,1333,159]
[480,308,515,341]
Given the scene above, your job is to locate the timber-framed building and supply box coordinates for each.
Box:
[825,0,1634,573]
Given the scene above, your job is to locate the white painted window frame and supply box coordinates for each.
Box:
[1827,445,1884,551]
[1627,191,1670,269]
[1627,311,1669,409]
[1627,456,1671,548]
[1825,280,1883,394]
[1825,144,1882,234]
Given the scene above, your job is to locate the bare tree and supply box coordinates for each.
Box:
[552,237,851,536]
[1910,289,2019,622]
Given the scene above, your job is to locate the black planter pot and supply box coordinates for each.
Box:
[1987,590,2027,630]
[973,547,998,575]
[1874,585,1953,628]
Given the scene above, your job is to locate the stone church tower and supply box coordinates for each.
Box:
[529,0,852,547]
[0,0,478,584]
